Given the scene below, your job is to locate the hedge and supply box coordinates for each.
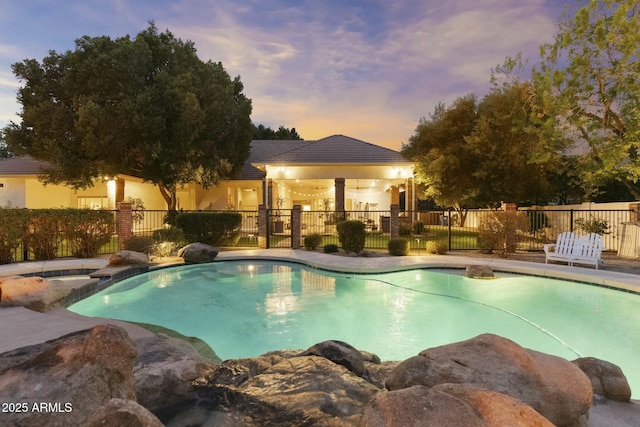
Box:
[175,212,242,246]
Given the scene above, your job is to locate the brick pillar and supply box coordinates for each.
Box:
[258,205,268,249]
[291,205,302,249]
[502,202,517,212]
[117,202,133,250]
[390,204,400,239]
[391,186,400,205]
[630,202,640,222]
[335,178,345,212]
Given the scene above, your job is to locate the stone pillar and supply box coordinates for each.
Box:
[267,179,273,210]
[291,205,302,249]
[258,205,268,249]
[117,202,133,250]
[630,202,640,222]
[391,186,400,205]
[390,204,400,239]
[335,178,345,212]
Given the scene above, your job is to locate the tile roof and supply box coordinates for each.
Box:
[260,135,407,164]
[0,155,50,175]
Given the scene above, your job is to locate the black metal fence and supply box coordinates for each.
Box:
[3,206,633,263]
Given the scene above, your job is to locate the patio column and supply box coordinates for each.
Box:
[258,205,268,249]
[291,205,302,249]
[406,177,414,216]
[391,185,400,205]
[335,178,345,212]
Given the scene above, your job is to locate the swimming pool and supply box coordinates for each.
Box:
[69,260,640,396]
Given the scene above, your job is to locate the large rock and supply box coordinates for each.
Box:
[109,250,149,265]
[386,333,592,426]
[86,398,164,427]
[133,333,218,417]
[0,324,137,427]
[0,275,70,311]
[465,264,495,279]
[189,355,380,426]
[302,339,367,376]
[178,243,219,263]
[573,357,632,402]
[359,383,553,427]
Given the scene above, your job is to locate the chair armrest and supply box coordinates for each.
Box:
[543,244,555,253]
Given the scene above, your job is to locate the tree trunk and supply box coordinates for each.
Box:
[157,182,177,211]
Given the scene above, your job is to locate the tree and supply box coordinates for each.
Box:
[2,23,253,210]
[0,141,12,158]
[252,124,302,140]
[402,94,480,224]
[533,0,640,199]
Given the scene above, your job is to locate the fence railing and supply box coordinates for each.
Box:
[2,206,635,264]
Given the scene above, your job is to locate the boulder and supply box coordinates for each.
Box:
[190,355,380,426]
[133,334,218,417]
[302,339,367,376]
[573,357,632,402]
[109,250,149,265]
[86,398,164,427]
[0,324,137,427]
[359,383,553,427]
[465,265,495,278]
[178,243,219,263]
[386,333,592,426]
[0,275,70,311]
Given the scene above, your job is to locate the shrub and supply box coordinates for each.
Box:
[399,222,412,236]
[151,226,186,257]
[0,208,29,264]
[412,221,426,235]
[336,220,366,253]
[175,212,242,246]
[323,244,339,253]
[575,216,610,235]
[25,210,66,260]
[477,211,528,257]
[124,236,154,254]
[303,233,323,250]
[388,238,409,256]
[425,240,447,254]
[64,209,115,258]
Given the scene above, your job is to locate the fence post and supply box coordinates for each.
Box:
[291,205,302,249]
[570,209,574,232]
[390,204,400,239]
[630,202,640,222]
[258,205,268,249]
[116,202,133,250]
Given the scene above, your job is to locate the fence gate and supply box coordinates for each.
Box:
[268,209,292,248]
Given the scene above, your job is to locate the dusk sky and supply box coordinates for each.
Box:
[0,0,577,151]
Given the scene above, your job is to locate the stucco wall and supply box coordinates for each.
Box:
[0,177,26,208]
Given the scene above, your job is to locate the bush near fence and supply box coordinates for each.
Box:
[0,208,116,263]
[175,211,242,246]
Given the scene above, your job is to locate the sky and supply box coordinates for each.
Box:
[0,0,577,151]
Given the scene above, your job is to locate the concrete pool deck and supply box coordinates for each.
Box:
[1,249,638,355]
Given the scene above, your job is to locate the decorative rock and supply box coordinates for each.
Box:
[386,333,592,426]
[109,250,149,265]
[0,324,137,426]
[465,264,495,278]
[86,398,164,427]
[0,275,70,311]
[133,334,218,417]
[573,357,632,402]
[178,243,219,263]
[191,355,380,426]
[302,339,366,376]
[359,383,553,427]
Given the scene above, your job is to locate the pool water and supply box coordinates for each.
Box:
[69,261,640,396]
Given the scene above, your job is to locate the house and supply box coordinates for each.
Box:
[0,135,416,220]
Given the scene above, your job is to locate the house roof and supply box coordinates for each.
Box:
[259,135,407,165]
[1,135,409,180]
[0,155,50,175]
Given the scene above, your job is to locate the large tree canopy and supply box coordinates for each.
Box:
[533,0,640,199]
[2,23,253,209]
